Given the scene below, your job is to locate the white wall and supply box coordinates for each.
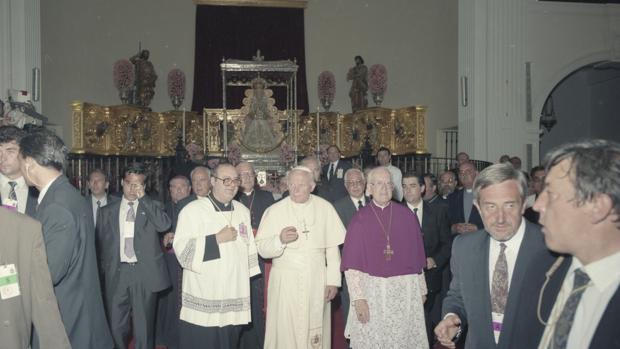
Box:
[305,0,458,155]
[40,0,197,141]
[527,1,620,162]
[458,0,620,166]
[39,0,458,154]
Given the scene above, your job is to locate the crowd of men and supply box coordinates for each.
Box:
[1,125,618,349]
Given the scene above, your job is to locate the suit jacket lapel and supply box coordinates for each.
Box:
[475,232,495,341]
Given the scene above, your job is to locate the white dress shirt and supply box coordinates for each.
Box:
[37,175,62,204]
[350,195,366,211]
[327,160,339,180]
[406,201,423,226]
[537,250,620,349]
[119,197,139,263]
[0,175,29,214]
[385,164,403,201]
[488,218,526,343]
[91,195,108,225]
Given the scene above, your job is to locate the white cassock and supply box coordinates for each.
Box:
[256,195,345,349]
[173,197,260,327]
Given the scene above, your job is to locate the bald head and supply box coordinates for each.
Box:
[236,161,256,193]
[301,156,321,183]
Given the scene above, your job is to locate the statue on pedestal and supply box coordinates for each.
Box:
[130,49,157,107]
[347,55,368,112]
[239,78,284,153]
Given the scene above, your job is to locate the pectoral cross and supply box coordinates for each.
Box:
[384,244,394,261]
[301,221,309,239]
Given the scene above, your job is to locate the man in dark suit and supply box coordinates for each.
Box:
[97,162,171,349]
[321,145,352,203]
[0,125,38,216]
[235,161,276,349]
[332,167,368,333]
[86,168,120,225]
[402,172,451,343]
[447,161,484,234]
[19,129,113,349]
[156,174,195,349]
[511,139,620,349]
[435,163,551,349]
[0,208,71,349]
[423,172,448,209]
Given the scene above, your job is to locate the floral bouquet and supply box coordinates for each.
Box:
[317,71,336,111]
[167,69,186,100]
[279,141,296,164]
[369,64,388,95]
[227,142,241,166]
[167,69,186,109]
[113,59,135,91]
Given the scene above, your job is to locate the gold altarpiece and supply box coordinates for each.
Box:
[71,102,427,159]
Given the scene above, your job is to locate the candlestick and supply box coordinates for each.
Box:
[182,107,186,144]
[316,107,320,155]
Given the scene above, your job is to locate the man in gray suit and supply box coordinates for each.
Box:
[332,167,368,332]
[86,168,119,225]
[435,163,550,349]
[97,162,171,349]
[0,208,70,349]
[19,129,113,348]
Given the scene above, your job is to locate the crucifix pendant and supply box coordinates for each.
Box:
[302,224,309,239]
[384,244,394,261]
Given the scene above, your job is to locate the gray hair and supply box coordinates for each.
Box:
[287,166,314,182]
[300,156,319,168]
[473,163,528,203]
[190,166,210,179]
[367,167,391,185]
[344,168,365,181]
[543,139,620,219]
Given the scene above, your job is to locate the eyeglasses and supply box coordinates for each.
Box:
[371,181,393,188]
[213,176,241,186]
[345,180,365,186]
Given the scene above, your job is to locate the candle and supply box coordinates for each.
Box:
[316,107,320,155]
[182,108,186,144]
[336,113,341,148]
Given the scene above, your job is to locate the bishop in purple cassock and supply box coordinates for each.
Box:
[341,167,429,349]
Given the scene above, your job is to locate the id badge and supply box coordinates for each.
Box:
[0,264,21,300]
[337,168,344,179]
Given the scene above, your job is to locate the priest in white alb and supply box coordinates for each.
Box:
[256,166,345,349]
[174,164,260,349]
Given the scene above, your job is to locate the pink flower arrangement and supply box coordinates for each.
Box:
[279,141,296,164]
[113,59,135,91]
[369,64,388,95]
[167,68,186,100]
[227,142,241,166]
[317,71,336,104]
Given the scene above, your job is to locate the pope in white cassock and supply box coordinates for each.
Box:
[174,164,261,349]
[256,166,345,349]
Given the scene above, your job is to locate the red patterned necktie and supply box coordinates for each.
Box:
[491,242,508,314]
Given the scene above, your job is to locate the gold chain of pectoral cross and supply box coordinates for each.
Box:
[369,203,394,261]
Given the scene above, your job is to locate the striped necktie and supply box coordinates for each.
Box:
[8,181,18,210]
[549,268,590,349]
[124,202,136,259]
